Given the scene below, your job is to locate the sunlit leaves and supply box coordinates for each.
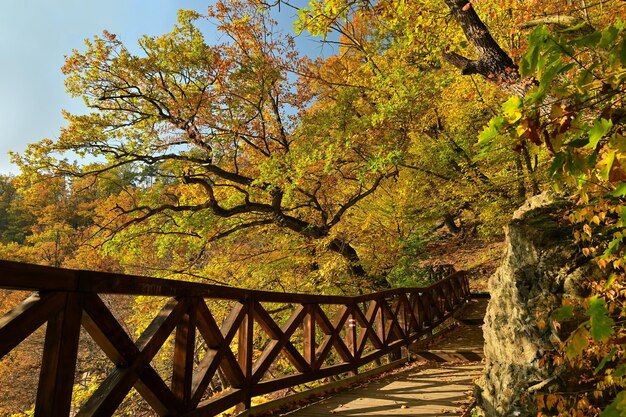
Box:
[477,116,505,153]
[587,119,615,149]
[552,304,574,321]
[295,0,351,37]
[566,327,591,360]
[502,96,523,124]
[586,296,615,343]
[601,391,626,417]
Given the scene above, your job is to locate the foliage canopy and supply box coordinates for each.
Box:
[3,0,626,414]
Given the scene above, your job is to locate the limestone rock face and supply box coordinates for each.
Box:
[476,192,594,416]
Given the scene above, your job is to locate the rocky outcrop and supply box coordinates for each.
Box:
[476,192,596,416]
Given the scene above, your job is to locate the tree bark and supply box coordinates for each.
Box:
[443,213,461,235]
[327,237,391,288]
[442,0,536,97]
[520,140,541,195]
[515,154,526,199]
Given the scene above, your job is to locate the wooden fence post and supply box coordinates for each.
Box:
[347,306,358,375]
[35,292,83,417]
[237,301,254,410]
[397,295,409,359]
[303,304,316,368]
[172,297,198,410]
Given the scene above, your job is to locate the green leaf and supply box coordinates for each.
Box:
[595,347,618,374]
[549,152,565,177]
[502,97,523,123]
[520,25,549,77]
[600,391,626,417]
[552,304,574,321]
[615,364,626,378]
[612,182,626,197]
[577,67,597,92]
[540,58,563,85]
[531,62,562,103]
[604,236,623,258]
[587,119,614,149]
[568,137,591,149]
[599,25,621,49]
[572,31,602,48]
[600,151,617,181]
[605,274,618,290]
[586,296,614,342]
[477,116,505,151]
[566,327,590,359]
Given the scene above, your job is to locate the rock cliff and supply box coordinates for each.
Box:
[476,192,596,416]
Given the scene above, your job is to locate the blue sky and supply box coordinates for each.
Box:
[0,0,326,174]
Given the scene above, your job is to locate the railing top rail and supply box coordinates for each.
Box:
[0,259,466,303]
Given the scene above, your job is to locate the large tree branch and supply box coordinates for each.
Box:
[296,183,329,224]
[182,176,274,217]
[440,51,482,76]
[207,219,274,242]
[328,172,394,229]
[74,147,267,190]
[442,0,516,75]
[112,202,211,230]
[518,15,594,34]
[441,0,538,96]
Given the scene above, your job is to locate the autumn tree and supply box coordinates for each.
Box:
[298,0,547,239]
[14,1,413,289]
[293,0,626,413]
[0,175,33,244]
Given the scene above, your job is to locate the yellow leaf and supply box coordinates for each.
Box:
[538,318,546,330]
[566,327,590,359]
[547,393,558,409]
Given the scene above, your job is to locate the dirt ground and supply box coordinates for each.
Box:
[421,235,504,292]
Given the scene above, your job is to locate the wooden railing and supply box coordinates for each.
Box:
[0,260,470,417]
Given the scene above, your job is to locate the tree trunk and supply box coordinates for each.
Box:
[328,237,390,288]
[442,0,536,97]
[520,141,540,195]
[329,238,367,276]
[515,154,526,199]
[443,213,461,235]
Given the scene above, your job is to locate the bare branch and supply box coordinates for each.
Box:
[441,51,481,75]
[328,172,395,228]
[518,14,594,33]
[207,219,274,242]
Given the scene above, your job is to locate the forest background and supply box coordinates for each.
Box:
[0,0,625,415]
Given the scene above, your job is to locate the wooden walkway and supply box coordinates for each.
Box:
[276,299,487,417]
[282,362,482,416]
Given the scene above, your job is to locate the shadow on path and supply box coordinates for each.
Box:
[283,363,482,417]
